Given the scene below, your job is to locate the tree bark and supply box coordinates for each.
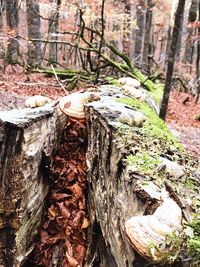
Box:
[26,0,42,66]
[0,102,65,267]
[159,0,186,120]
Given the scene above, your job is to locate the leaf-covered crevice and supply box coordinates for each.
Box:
[23,118,88,266]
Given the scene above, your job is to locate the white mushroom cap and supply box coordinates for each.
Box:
[59,92,100,119]
[25,95,51,108]
[125,191,183,262]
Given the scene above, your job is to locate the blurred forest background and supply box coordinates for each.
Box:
[0,0,199,94]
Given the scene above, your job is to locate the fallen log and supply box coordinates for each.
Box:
[85,85,200,267]
[0,84,200,267]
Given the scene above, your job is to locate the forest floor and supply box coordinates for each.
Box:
[0,68,200,159]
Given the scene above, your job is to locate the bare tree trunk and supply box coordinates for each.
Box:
[0,0,5,60]
[195,0,200,103]
[183,0,198,65]
[159,0,186,120]
[6,0,19,64]
[0,0,4,28]
[48,0,61,65]
[122,0,131,57]
[142,0,154,74]
[175,13,184,64]
[134,0,145,67]
[26,0,42,66]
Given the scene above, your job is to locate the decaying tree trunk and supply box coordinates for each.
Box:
[84,85,199,267]
[0,86,200,267]
[0,102,65,267]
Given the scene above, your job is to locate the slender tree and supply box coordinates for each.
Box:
[6,0,19,64]
[26,0,42,66]
[159,0,186,120]
[195,0,200,103]
[48,0,61,65]
[183,0,198,66]
[122,0,131,56]
[0,0,4,28]
[134,0,145,67]
[142,0,154,74]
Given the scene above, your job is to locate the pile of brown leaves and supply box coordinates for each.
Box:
[30,118,88,267]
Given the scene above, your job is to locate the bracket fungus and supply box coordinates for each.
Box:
[118,109,146,127]
[59,92,100,119]
[125,189,183,263]
[118,77,141,88]
[25,95,51,108]
[122,85,146,101]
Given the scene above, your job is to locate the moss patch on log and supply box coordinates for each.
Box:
[185,218,200,266]
[126,152,162,176]
[116,97,182,150]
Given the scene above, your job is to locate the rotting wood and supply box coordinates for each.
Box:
[0,102,66,267]
[85,85,200,267]
[0,85,200,266]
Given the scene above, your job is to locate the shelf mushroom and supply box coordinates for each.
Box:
[59,92,100,119]
[25,95,51,108]
[125,189,183,263]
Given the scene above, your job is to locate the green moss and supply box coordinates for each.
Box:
[126,152,161,176]
[187,219,200,265]
[105,76,121,86]
[147,232,183,264]
[185,178,196,189]
[117,97,183,150]
[148,83,163,105]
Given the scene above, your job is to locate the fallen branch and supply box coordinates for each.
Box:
[51,64,68,94]
[16,82,61,87]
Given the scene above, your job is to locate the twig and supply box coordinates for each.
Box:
[51,64,68,94]
[16,82,61,87]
